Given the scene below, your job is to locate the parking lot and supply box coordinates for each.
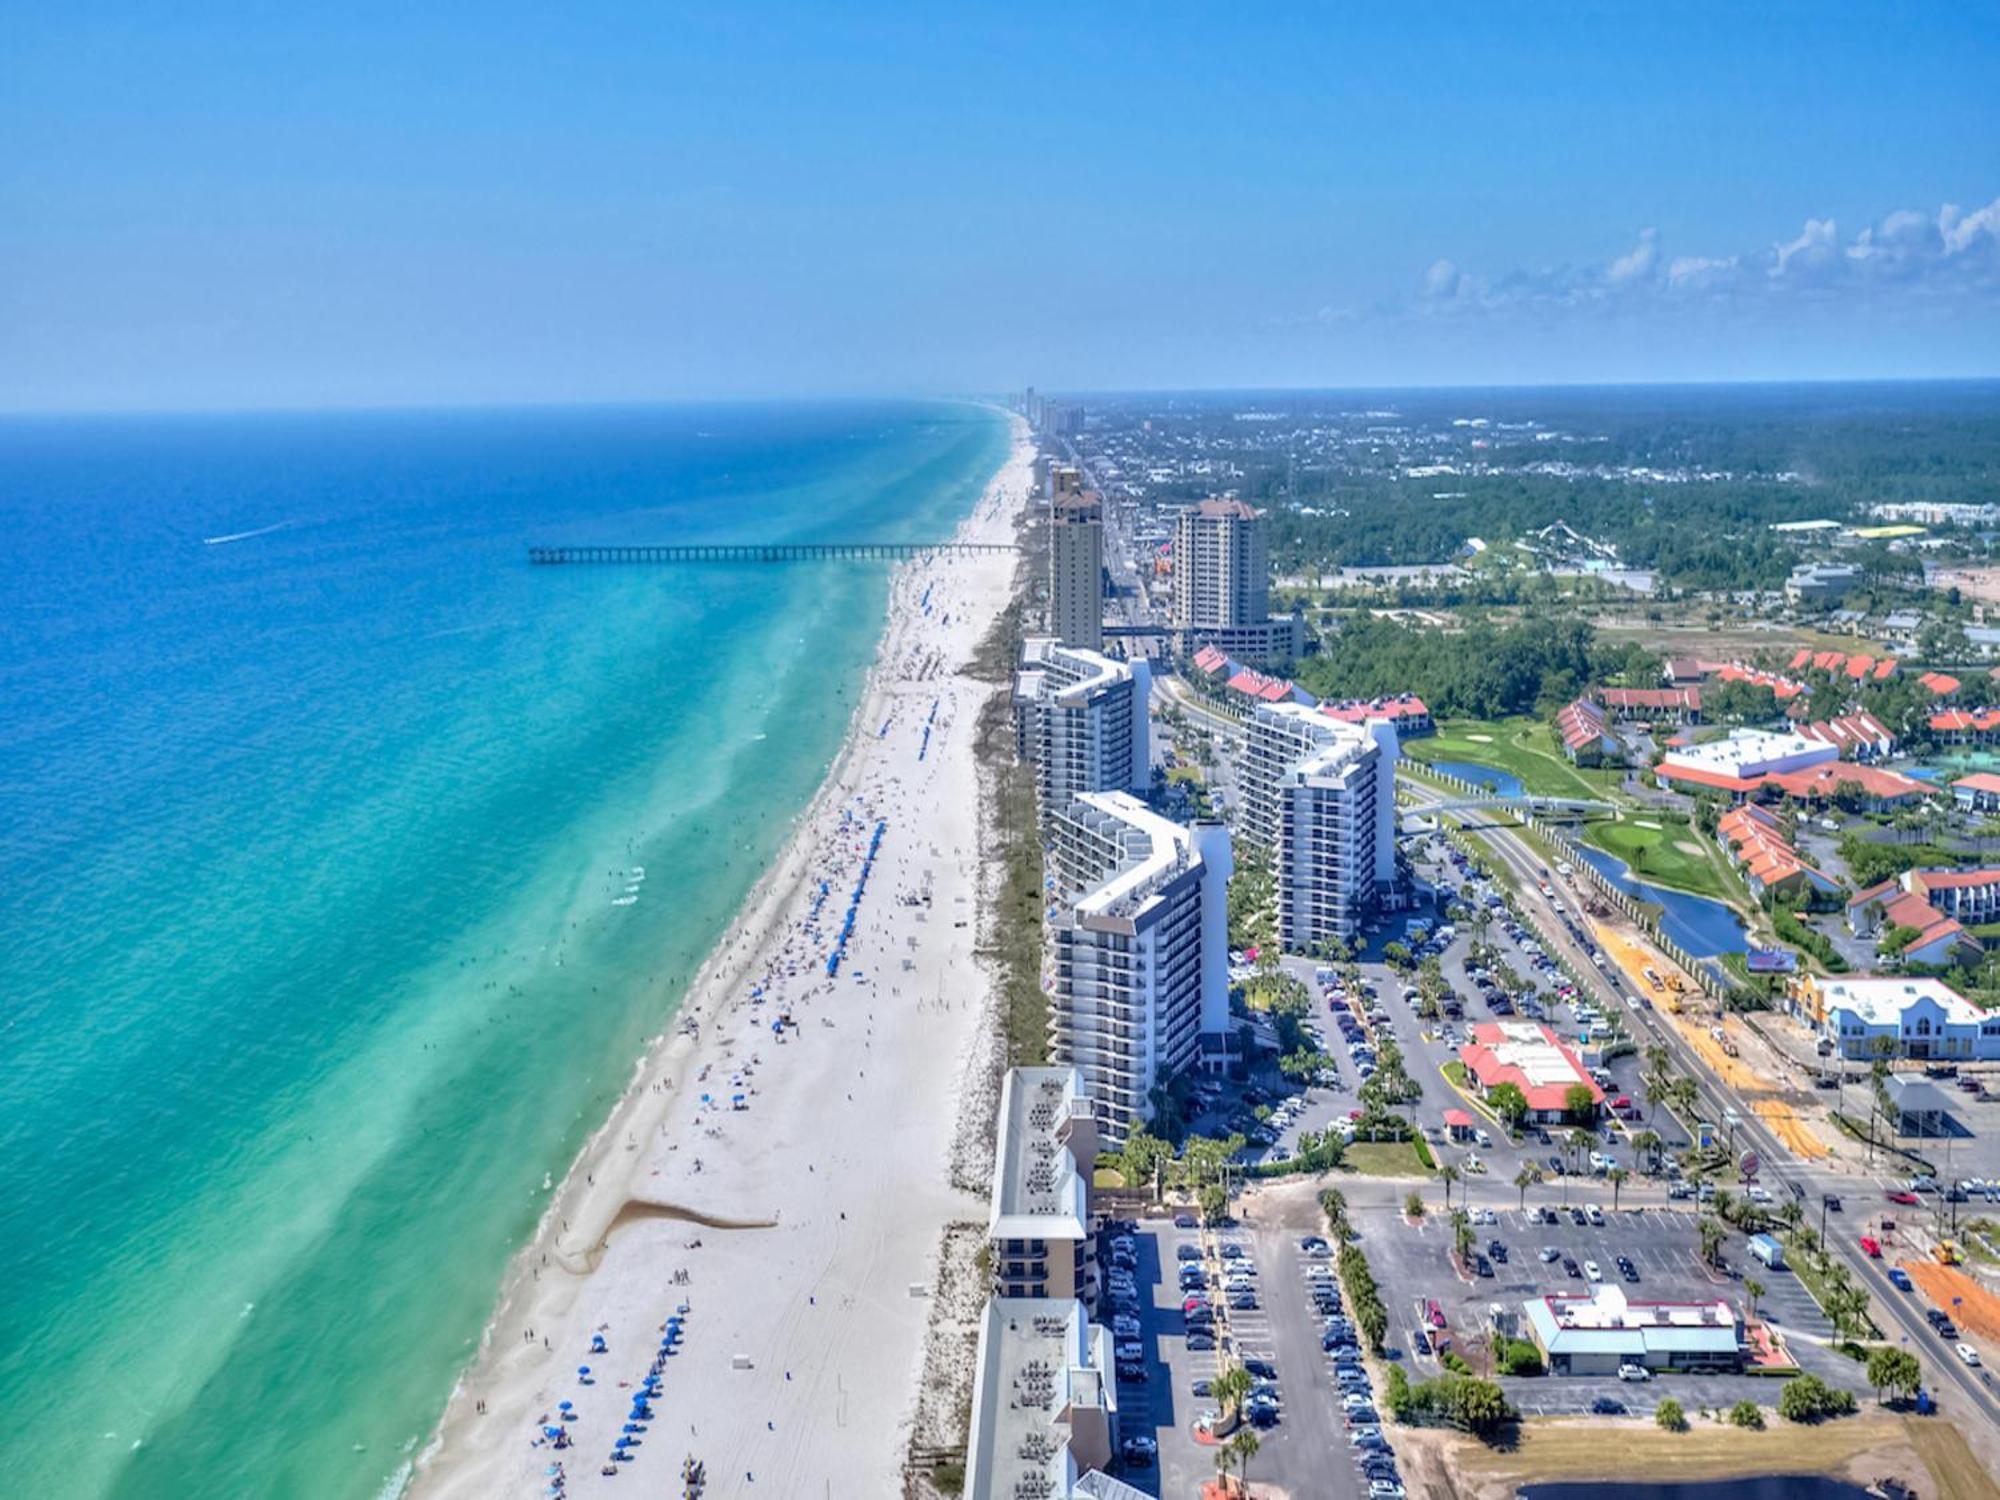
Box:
[1353,1199,1867,1415]
[1101,1214,1389,1500]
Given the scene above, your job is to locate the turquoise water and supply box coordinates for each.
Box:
[1575,847,1749,957]
[0,402,1009,1500]
[1427,758,1527,800]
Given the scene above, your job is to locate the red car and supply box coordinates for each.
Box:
[1859,1235,1882,1258]
[1886,1190,1920,1206]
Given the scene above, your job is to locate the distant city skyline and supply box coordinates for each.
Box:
[4,3,1997,411]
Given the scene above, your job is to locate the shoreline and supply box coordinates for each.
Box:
[406,410,1033,1499]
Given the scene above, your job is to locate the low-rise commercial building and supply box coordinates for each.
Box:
[1786,562,1864,605]
[1458,1021,1603,1123]
[1786,974,2000,1061]
[1555,697,1616,765]
[1046,792,1231,1144]
[1522,1287,1742,1376]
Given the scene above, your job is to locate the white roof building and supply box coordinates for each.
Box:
[1657,728,1837,784]
[964,1298,1119,1500]
[1523,1286,1741,1374]
[1789,974,2000,1061]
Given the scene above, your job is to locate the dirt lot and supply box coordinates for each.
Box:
[1411,1410,1995,1500]
[1903,1257,2000,1342]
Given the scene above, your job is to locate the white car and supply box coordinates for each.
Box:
[1121,1434,1158,1464]
[1343,1391,1374,1410]
[1618,1363,1652,1382]
[1957,1343,1982,1367]
[1586,1205,1605,1225]
[1584,1260,1603,1283]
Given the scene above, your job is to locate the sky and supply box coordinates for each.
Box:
[2,2,1998,411]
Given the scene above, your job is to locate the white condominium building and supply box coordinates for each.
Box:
[1171,496,1270,631]
[987,1066,1098,1305]
[1046,792,1231,1144]
[1244,701,1398,949]
[1048,492,1105,650]
[1014,637,1151,813]
[964,1298,1130,1500]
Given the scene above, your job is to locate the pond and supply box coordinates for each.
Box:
[1576,846,1749,957]
[1522,1479,1875,1500]
[1426,758,1526,800]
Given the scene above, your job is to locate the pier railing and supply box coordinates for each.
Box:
[527,542,1018,565]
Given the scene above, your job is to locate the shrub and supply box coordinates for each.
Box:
[1385,1363,1413,1421]
[1655,1397,1687,1431]
[1778,1373,1858,1423]
[1495,1337,1544,1377]
[1729,1399,1764,1429]
[1405,1190,1427,1220]
[1440,1350,1473,1376]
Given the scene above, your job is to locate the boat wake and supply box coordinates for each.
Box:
[202,519,296,546]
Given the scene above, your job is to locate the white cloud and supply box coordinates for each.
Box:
[1401,193,1999,321]
[1606,228,1659,287]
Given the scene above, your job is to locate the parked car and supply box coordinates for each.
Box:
[1121,1434,1158,1465]
[1618,1363,1652,1382]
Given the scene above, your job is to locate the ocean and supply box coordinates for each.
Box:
[0,401,1010,1500]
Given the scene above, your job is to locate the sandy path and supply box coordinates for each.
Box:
[407,412,1033,1500]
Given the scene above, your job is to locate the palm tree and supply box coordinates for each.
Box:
[1607,1166,1630,1212]
[1697,1216,1725,1268]
[1779,1197,1804,1234]
[1742,1275,1765,1320]
[1229,1427,1261,1492]
[1711,1187,1736,1226]
[1439,1163,1461,1209]
[1644,1043,1670,1082]
[1212,1365,1254,1425]
[1631,1129,1662,1175]
[1514,1163,1542,1211]
[1567,1127,1595,1174]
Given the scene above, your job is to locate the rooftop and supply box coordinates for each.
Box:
[1810,974,1992,1029]
[964,1298,1114,1500]
[1460,1020,1603,1112]
[989,1067,1093,1243]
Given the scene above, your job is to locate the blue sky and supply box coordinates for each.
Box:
[3,2,1997,409]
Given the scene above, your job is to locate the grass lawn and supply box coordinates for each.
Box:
[1341,1141,1431,1177]
[1583,814,1746,908]
[1405,717,1629,805]
[1440,1411,1990,1498]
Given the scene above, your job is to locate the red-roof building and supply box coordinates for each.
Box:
[1712,662,1808,701]
[1319,693,1434,737]
[1847,870,1988,967]
[1458,1021,1603,1122]
[1798,710,1895,761]
[1190,644,1232,678]
[1599,686,1701,723]
[1931,707,2000,744]
[1716,805,1840,902]
[1555,698,1616,764]
[1763,761,1930,809]
[1920,671,1963,697]
[1952,772,2000,813]
[1224,669,1305,706]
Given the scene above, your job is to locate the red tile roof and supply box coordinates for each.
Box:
[1930,707,2000,734]
[1555,698,1610,753]
[1600,686,1701,713]
[1952,772,2000,796]
[1320,693,1430,724]
[1458,1022,1603,1113]
[1713,662,1807,700]
[1764,761,1929,803]
[1920,671,1963,696]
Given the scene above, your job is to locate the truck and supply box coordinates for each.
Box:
[1747,1233,1786,1270]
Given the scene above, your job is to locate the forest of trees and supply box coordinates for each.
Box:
[1292,613,1631,719]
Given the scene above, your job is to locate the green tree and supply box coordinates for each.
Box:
[1742,1276,1765,1320]
[1405,1190,1427,1221]
[1698,1217,1725,1268]
[1439,1162,1461,1209]
[1779,1373,1859,1423]
[1489,1082,1530,1130]
[1198,1180,1228,1225]
[1228,1426,1260,1490]
[1655,1397,1687,1431]
[1728,1399,1764,1429]
[1563,1083,1598,1123]
[1514,1163,1543,1211]
[1630,1129,1663,1174]
[1865,1345,1922,1406]
[1211,1365,1254,1423]
[1607,1166,1630,1212]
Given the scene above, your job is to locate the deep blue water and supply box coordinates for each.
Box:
[1577,847,1750,957]
[0,401,1009,1500]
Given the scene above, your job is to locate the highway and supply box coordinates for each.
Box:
[1400,775,2000,1430]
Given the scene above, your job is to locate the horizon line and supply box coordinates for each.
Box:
[4,372,2000,420]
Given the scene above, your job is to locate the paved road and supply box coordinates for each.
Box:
[1401,775,2000,1433]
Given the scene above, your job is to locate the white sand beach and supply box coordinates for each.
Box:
[409,413,1034,1500]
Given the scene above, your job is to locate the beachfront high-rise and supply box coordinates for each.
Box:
[1045,791,1231,1145]
[1244,701,1399,950]
[986,1066,1098,1305]
[963,1297,1119,1500]
[1169,496,1305,666]
[1047,491,1105,650]
[1013,637,1151,814]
